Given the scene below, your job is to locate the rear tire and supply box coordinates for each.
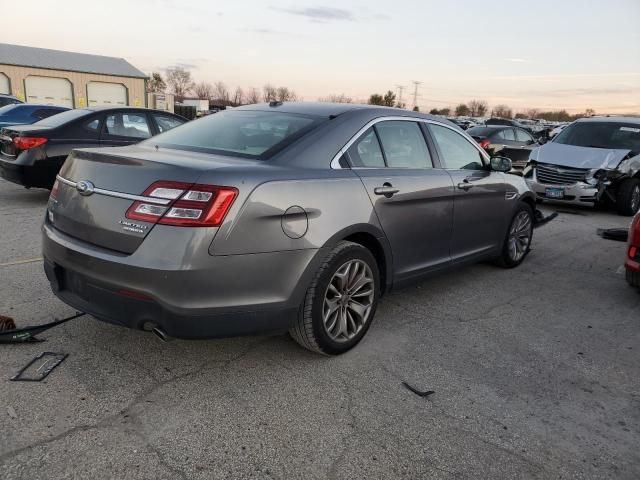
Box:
[289,241,380,355]
[495,203,534,268]
[616,178,640,216]
[627,269,640,289]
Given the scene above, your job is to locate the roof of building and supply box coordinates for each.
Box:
[0,43,147,79]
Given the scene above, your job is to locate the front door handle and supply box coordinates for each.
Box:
[457,180,473,191]
[374,183,399,197]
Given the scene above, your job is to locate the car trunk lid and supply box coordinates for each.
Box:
[0,125,53,158]
[49,146,218,254]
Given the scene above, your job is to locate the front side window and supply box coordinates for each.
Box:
[105,113,151,139]
[153,114,185,133]
[515,128,533,143]
[375,121,432,168]
[347,128,385,167]
[429,124,485,170]
[149,110,321,158]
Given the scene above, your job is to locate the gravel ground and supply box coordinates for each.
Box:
[0,178,638,479]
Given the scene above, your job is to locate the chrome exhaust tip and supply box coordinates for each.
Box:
[151,327,172,342]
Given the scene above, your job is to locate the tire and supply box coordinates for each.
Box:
[289,241,380,355]
[495,203,534,268]
[616,178,640,216]
[627,269,640,289]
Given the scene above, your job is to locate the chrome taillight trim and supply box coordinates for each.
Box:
[55,174,172,205]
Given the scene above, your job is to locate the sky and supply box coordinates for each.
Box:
[2,0,639,114]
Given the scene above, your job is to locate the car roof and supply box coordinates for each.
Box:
[575,116,640,125]
[4,103,68,109]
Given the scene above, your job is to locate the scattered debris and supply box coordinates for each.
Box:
[0,312,85,344]
[597,228,629,242]
[402,381,435,398]
[533,210,559,228]
[11,352,68,381]
[6,406,17,419]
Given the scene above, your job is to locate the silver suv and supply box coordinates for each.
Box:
[525,117,640,216]
[43,103,536,354]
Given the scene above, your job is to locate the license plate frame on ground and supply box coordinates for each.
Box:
[545,187,565,199]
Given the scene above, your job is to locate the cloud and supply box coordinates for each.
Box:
[272,6,355,22]
[504,58,530,63]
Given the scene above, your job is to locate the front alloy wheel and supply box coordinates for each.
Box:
[495,203,534,268]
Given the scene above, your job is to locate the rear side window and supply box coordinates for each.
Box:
[105,113,151,139]
[153,114,185,133]
[502,128,515,141]
[429,124,485,170]
[148,110,321,158]
[375,121,432,168]
[347,128,385,167]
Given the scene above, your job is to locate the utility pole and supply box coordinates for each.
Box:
[395,85,406,107]
[412,81,422,110]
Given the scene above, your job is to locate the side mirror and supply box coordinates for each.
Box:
[490,156,512,172]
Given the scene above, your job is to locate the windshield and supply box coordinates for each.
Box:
[33,109,90,127]
[554,121,640,153]
[147,110,322,158]
[0,104,19,116]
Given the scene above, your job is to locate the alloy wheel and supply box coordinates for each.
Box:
[322,259,375,342]
[508,210,533,262]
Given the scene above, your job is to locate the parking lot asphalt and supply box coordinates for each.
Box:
[0,177,638,480]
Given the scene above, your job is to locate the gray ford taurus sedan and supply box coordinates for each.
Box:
[42,102,536,354]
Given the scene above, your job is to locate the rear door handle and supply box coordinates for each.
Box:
[374,184,400,197]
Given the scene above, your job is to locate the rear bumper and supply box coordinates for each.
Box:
[0,154,59,188]
[625,256,640,273]
[42,221,321,338]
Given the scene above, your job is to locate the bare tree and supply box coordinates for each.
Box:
[524,108,540,119]
[263,84,277,102]
[492,104,513,118]
[193,81,214,100]
[212,81,230,104]
[455,103,470,116]
[369,94,384,106]
[468,99,488,117]
[245,87,260,104]
[232,87,244,106]
[147,72,166,93]
[319,93,352,103]
[382,90,396,107]
[276,86,297,102]
[166,67,194,101]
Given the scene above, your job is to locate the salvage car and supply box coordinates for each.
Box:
[0,94,23,107]
[42,102,538,355]
[0,107,186,189]
[526,117,640,216]
[626,212,640,289]
[467,125,538,171]
[0,103,69,128]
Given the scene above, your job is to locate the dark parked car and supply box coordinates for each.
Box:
[0,104,69,128]
[0,107,186,189]
[0,94,23,107]
[42,102,538,355]
[467,125,538,170]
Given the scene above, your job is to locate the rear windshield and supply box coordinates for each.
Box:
[554,121,640,153]
[33,109,90,127]
[0,104,18,115]
[147,110,322,158]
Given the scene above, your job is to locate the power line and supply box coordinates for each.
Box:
[395,85,406,106]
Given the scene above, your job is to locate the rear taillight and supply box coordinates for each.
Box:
[630,246,638,260]
[126,181,238,227]
[13,136,47,150]
[478,139,491,149]
[50,179,60,199]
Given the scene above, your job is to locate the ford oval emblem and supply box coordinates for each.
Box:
[76,180,95,196]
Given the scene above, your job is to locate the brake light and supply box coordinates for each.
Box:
[125,181,238,227]
[478,139,491,149]
[50,179,60,199]
[630,246,638,260]
[13,136,47,150]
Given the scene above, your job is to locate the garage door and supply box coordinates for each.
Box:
[24,76,73,107]
[87,82,127,107]
[0,74,9,94]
